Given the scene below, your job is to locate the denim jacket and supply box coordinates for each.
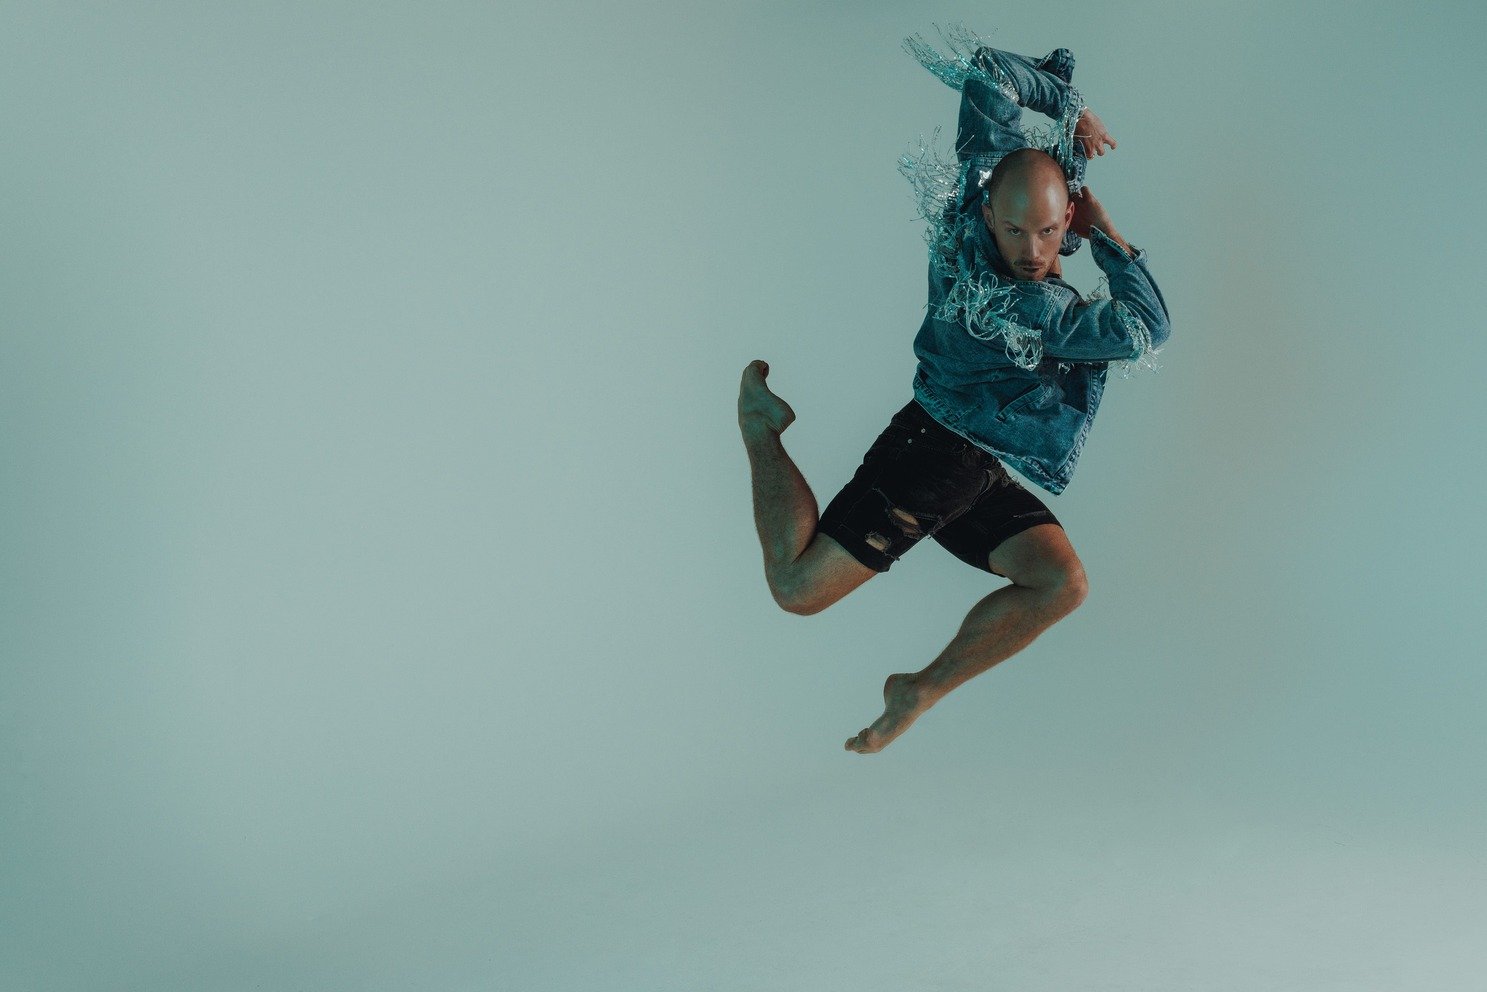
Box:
[899,33,1173,495]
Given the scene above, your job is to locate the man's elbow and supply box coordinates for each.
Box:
[1149,315,1172,350]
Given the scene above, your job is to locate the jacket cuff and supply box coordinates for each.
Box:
[1111,300,1155,361]
[1089,225,1144,265]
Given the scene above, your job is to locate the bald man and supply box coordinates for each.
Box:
[737,33,1172,754]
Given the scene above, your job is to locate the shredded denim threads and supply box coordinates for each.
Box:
[901,22,1017,101]
[896,126,969,282]
[897,126,962,223]
[943,267,1043,371]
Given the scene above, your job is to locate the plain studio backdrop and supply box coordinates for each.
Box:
[4,1,1484,989]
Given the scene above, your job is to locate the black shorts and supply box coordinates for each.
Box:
[816,399,1062,574]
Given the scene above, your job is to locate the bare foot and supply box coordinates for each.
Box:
[737,360,796,439]
[844,673,940,754]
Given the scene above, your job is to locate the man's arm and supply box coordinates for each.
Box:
[1036,225,1172,362]
[954,46,1086,164]
[975,47,1080,123]
[904,32,1087,163]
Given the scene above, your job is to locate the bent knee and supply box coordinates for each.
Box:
[1051,563,1088,612]
[1021,561,1086,614]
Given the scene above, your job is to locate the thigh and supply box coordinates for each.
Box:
[931,461,1064,576]
[780,529,881,610]
[816,401,994,573]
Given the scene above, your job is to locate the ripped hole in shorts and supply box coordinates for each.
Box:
[889,506,926,540]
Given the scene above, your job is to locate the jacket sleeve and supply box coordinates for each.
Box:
[978,47,1080,122]
[956,46,1084,164]
[1037,226,1172,362]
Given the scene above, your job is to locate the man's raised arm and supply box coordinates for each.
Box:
[904,31,1086,161]
[973,47,1083,125]
[957,48,1084,165]
[1037,224,1172,362]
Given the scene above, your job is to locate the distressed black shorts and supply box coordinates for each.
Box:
[816,398,1062,574]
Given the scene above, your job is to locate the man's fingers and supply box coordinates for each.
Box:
[1080,132,1115,157]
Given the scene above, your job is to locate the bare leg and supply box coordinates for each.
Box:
[737,360,876,613]
[737,361,813,576]
[846,526,1086,753]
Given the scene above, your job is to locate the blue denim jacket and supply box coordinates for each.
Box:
[900,35,1173,495]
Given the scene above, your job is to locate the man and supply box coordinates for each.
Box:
[736,29,1172,754]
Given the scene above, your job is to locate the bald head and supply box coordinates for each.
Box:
[983,147,1069,214]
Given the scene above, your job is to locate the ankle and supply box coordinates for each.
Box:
[910,669,954,701]
[740,417,782,447]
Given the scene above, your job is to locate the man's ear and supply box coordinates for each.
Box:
[1063,198,1076,226]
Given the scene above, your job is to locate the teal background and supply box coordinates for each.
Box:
[4,2,1485,988]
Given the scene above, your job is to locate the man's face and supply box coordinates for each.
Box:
[981,183,1075,282]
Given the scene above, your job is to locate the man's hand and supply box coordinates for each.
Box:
[1070,185,1136,257]
[1069,184,1115,241]
[1075,107,1115,158]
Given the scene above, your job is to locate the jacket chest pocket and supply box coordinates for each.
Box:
[1032,284,1075,328]
[1008,286,1059,328]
